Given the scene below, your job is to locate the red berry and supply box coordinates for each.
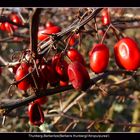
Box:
[12,64,20,74]
[46,26,61,34]
[15,62,30,91]
[68,34,79,47]
[38,25,61,41]
[0,67,2,75]
[10,13,22,30]
[68,36,75,47]
[67,48,86,65]
[46,21,55,28]
[59,80,68,87]
[52,54,68,81]
[28,102,44,126]
[89,44,109,73]
[35,96,48,105]
[114,37,140,70]
[38,29,49,41]
[0,23,6,31]
[139,52,140,67]
[10,14,22,24]
[101,8,110,26]
[4,22,14,32]
[40,60,59,84]
[52,53,61,66]
[68,61,90,91]
[30,70,48,90]
[55,59,68,81]
[0,22,14,32]
[27,61,48,90]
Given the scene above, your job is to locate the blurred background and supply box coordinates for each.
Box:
[0,8,140,132]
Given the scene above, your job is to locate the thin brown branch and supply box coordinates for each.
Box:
[0,70,134,116]
[38,8,103,56]
[29,8,41,57]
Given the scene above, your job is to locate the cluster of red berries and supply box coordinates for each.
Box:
[13,47,90,126]
[0,13,22,33]
[14,48,91,92]
[38,21,79,47]
[38,21,61,41]
[2,10,140,126]
[15,36,140,126]
[96,8,140,72]
[89,38,140,73]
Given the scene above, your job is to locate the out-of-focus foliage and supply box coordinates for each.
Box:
[0,8,140,132]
